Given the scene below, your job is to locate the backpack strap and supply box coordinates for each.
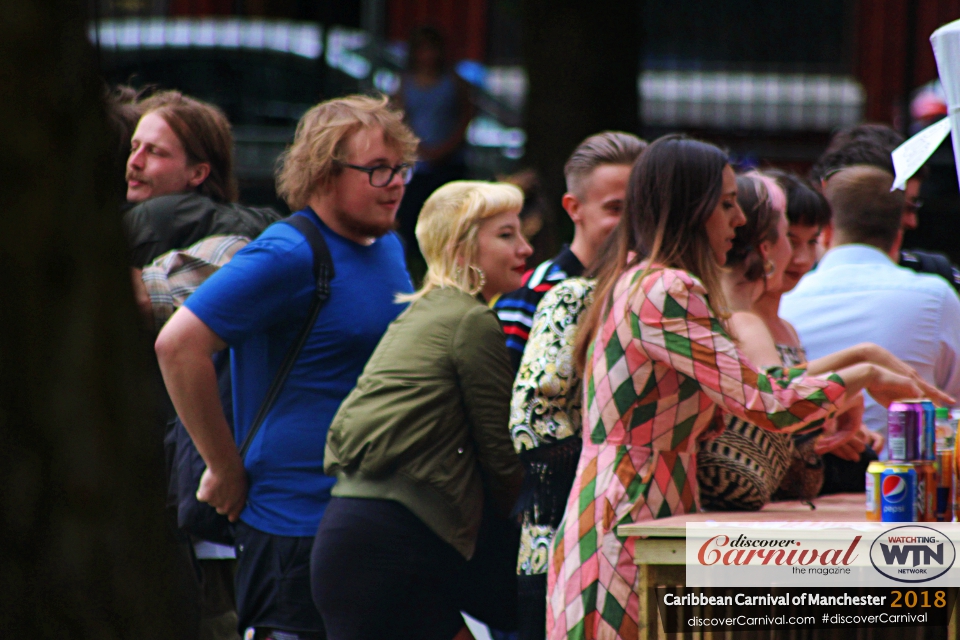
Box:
[238,212,335,459]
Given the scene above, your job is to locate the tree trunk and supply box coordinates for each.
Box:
[0,2,179,636]
[520,0,641,262]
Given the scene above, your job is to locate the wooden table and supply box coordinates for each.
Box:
[617,494,957,639]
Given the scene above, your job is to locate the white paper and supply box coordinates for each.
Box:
[931,19,960,187]
[891,117,951,190]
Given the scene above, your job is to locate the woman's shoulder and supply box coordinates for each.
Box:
[780,317,803,345]
[416,287,501,331]
[728,310,767,334]
[616,266,710,314]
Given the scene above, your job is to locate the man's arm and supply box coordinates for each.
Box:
[155,307,247,521]
[935,287,960,409]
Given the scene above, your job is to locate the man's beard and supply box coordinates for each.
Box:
[332,206,395,240]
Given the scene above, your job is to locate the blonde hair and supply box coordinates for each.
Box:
[276,94,419,210]
[398,181,524,303]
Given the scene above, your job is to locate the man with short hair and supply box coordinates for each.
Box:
[810,123,960,289]
[494,131,646,370]
[781,165,960,447]
[156,95,417,640]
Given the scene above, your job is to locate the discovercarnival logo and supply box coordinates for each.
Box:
[696,533,861,570]
[869,525,956,583]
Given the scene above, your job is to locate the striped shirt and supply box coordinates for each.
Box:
[493,246,584,372]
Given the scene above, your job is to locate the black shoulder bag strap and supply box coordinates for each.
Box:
[237,213,335,459]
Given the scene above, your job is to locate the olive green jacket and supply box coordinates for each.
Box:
[325,287,523,559]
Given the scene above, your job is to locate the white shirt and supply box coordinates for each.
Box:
[780,244,960,441]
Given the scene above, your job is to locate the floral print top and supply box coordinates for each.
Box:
[509,277,596,576]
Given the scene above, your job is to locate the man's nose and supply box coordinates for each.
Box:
[128,147,145,169]
[388,172,405,189]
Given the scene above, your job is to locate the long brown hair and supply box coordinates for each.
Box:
[574,134,730,371]
[138,90,238,203]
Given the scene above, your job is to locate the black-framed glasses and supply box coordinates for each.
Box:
[339,162,414,187]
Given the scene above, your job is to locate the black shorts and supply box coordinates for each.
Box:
[234,521,324,638]
[310,497,467,640]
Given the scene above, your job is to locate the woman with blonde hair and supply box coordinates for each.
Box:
[546,136,950,640]
[312,181,532,639]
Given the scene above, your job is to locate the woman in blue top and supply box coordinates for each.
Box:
[395,26,475,278]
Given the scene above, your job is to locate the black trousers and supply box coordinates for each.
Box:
[310,498,466,640]
[311,497,520,640]
[234,521,325,639]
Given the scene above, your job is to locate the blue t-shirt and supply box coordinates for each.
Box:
[185,209,412,536]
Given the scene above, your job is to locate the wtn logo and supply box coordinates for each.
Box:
[870,526,956,583]
[880,543,944,567]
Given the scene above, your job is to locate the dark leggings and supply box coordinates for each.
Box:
[310,498,467,640]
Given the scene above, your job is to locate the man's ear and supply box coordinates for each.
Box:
[821,222,834,249]
[889,227,905,261]
[188,162,211,188]
[562,192,581,224]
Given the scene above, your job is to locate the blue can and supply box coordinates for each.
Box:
[921,400,937,461]
[881,464,919,522]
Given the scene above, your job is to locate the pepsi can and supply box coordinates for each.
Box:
[887,401,924,461]
[881,463,919,522]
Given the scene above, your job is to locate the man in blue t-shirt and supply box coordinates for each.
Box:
[156,95,419,640]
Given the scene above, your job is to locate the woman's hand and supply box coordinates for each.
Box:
[846,363,955,409]
[865,426,885,453]
[858,344,954,406]
[815,392,865,460]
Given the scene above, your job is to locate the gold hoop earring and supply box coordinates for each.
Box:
[457,265,486,295]
[468,265,486,295]
[764,259,775,277]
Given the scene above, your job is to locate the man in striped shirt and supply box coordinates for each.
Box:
[494,131,646,371]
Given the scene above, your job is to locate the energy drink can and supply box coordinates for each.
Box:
[881,463,918,522]
[888,400,925,461]
[915,460,937,522]
[866,460,884,521]
[936,449,954,522]
[921,400,937,461]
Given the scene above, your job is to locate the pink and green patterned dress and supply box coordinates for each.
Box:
[546,266,846,640]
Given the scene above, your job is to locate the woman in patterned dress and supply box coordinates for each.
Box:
[697,172,929,509]
[545,135,949,640]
